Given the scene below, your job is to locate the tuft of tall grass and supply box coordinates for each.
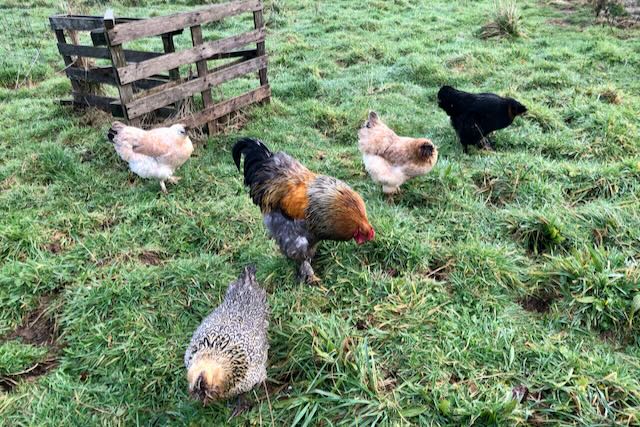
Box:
[478,1,523,39]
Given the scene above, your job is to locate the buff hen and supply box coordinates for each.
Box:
[358,111,438,195]
[107,122,193,193]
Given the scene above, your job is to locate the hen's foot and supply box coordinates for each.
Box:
[167,176,181,184]
[159,181,168,193]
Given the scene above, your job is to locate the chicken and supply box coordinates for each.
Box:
[358,111,438,195]
[106,122,193,193]
[184,266,269,412]
[437,86,527,153]
[232,138,375,284]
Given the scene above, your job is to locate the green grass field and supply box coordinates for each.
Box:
[1,0,639,425]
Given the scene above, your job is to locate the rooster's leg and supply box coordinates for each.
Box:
[160,181,168,193]
[298,260,320,285]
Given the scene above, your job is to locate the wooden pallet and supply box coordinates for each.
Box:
[50,0,270,134]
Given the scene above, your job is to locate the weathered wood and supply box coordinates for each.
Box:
[252,8,269,93]
[66,92,122,115]
[92,27,183,47]
[190,24,215,135]
[50,15,106,31]
[104,9,138,125]
[125,55,268,119]
[54,29,82,93]
[173,85,271,129]
[107,0,262,45]
[57,43,163,62]
[65,66,168,90]
[161,34,181,81]
[116,28,265,85]
[50,14,141,31]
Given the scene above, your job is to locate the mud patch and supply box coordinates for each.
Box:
[425,258,455,282]
[138,250,164,266]
[520,294,553,313]
[0,295,61,392]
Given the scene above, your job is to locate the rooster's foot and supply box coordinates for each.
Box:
[299,261,320,285]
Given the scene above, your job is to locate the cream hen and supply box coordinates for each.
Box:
[107,122,193,193]
[358,111,438,195]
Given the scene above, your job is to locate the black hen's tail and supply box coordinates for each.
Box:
[232,137,273,188]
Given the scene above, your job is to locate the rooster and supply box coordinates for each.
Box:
[437,86,527,153]
[107,122,193,193]
[358,111,438,195]
[232,138,375,284]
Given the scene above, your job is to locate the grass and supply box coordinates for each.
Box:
[1,0,639,425]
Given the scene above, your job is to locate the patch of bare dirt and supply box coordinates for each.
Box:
[0,295,62,392]
[138,250,164,266]
[424,258,455,282]
[520,294,553,313]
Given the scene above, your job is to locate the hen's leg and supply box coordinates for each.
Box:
[160,181,168,193]
[228,394,252,418]
[167,176,181,184]
[298,260,320,285]
[480,137,495,151]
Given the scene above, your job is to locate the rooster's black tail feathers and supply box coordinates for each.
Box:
[232,137,273,188]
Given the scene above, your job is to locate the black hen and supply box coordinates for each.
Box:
[437,86,527,153]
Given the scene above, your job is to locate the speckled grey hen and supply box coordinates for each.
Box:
[184,266,269,405]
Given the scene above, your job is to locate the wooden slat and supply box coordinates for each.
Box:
[104,9,138,125]
[50,15,105,31]
[174,85,271,129]
[116,28,265,85]
[49,14,141,31]
[162,34,180,81]
[65,66,168,90]
[252,8,269,91]
[57,43,163,62]
[191,24,215,135]
[125,55,268,119]
[106,0,262,45]
[54,29,82,93]
[67,92,122,115]
[91,27,183,47]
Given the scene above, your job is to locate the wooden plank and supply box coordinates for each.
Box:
[173,85,270,129]
[54,29,82,93]
[252,8,269,91]
[65,66,168,90]
[104,9,138,125]
[69,92,122,114]
[125,55,268,119]
[107,0,262,45]
[116,28,265,84]
[92,27,183,47]
[161,34,180,81]
[50,15,104,31]
[57,43,163,62]
[49,14,141,31]
[191,24,215,135]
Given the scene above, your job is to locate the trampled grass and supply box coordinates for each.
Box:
[1,0,639,425]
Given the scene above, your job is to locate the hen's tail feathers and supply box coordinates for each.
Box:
[232,138,273,188]
[363,111,379,129]
[107,121,126,143]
